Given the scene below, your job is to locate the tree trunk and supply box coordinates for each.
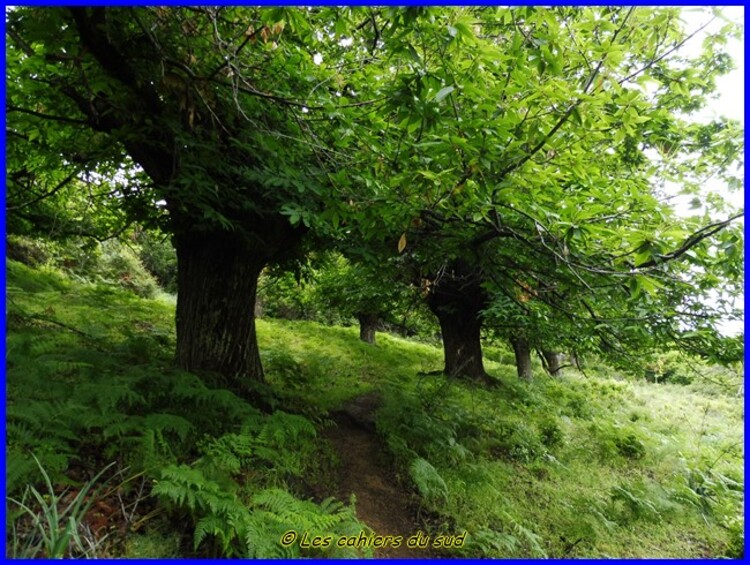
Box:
[426,262,490,383]
[542,350,564,377]
[357,313,379,345]
[174,231,266,398]
[436,308,488,380]
[511,337,533,381]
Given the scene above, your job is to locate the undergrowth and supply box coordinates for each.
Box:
[5,260,368,557]
[5,259,744,558]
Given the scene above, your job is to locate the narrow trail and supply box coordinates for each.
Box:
[325,393,433,559]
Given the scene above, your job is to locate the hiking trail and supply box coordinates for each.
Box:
[325,392,434,559]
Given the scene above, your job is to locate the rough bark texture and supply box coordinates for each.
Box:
[511,337,533,381]
[357,313,379,345]
[542,350,564,377]
[60,8,308,407]
[174,232,266,395]
[426,261,491,383]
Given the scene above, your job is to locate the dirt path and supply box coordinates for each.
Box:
[325,395,433,559]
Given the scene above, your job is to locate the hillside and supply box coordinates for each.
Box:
[5,259,744,558]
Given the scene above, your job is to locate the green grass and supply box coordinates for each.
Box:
[5,259,744,558]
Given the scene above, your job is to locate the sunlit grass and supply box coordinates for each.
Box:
[7,259,743,558]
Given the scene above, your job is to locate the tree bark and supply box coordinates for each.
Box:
[426,262,491,383]
[542,350,564,377]
[174,231,266,398]
[357,313,379,345]
[511,337,533,381]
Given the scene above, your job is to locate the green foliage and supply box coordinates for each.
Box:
[6,262,353,558]
[6,234,54,267]
[538,418,565,449]
[587,421,649,462]
[492,421,547,463]
[154,464,368,558]
[608,479,680,524]
[375,387,468,469]
[134,230,178,293]
[258,253,437,340]
[82,240,161,298]
[6,456,115,558]
[257,270,322,322]
[7,253,744,558]
[123,530,182,558]
[614,433,646,460]
[409,458,449,505]
[458,511,548,558]
[7,235,167,299]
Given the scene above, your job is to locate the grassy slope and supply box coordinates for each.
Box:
[261,319,743,558]
[6,260,744,558]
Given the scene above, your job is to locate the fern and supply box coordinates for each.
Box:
[462,528,521,555]
[249,412,318,479]
[153,464,236,514]
[155,466,368,558]
[610,484,663,523]
[143,414,194,443]
[244,488,368,557]
[409,457,449,504]
[199,433,254,475]
[500,510,547,558]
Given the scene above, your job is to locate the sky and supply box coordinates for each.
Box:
[685,7,744,336]
[679,6,744,209]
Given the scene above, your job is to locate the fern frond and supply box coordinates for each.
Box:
[143,413,194,443]
[409,457,449,503]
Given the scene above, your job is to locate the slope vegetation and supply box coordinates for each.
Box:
[5,260,743,558]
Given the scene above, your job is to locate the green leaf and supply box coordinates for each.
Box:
[434,85,455,103]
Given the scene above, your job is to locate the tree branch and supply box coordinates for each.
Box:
[498,7,635,179]
[6,169,81,211]
[636,212,744,269]
[6,105,90,126]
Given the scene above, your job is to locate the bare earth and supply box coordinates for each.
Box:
[325,395,434,559]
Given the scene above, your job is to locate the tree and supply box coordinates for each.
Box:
[342,7,743,381]
[311,254,416,345]
[7,7,743,397]
[6,7,388,399]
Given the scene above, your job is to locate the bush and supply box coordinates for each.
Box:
[615,433,645,460]
[7,235,164,298]
[493,421,546,462]
[257,271,324,322]
[644,350,694,385]
[6,235,52,266]
[539,418,564,448]
[135,231,178,293]
[95,241,159,298]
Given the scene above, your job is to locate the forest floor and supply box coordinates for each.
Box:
[5,259,745,559]
[325,414,430,558]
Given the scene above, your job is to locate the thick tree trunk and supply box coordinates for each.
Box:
[357,313,379,345]
[426,262,491,383]
[511,337,533,381]
[542,350,564,377]
[436,308,487,380]
[174,232,266,398]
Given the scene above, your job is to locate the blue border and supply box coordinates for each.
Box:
[2,3,746,563]
[1,4,7,562]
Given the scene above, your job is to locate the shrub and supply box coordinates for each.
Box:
[135,231,178,293]
[6,235,52,266]
[492,421,546,462]
[643,350,694,385]
[98,240,160,298]
[539,418,564,449]
[615,433,646,460]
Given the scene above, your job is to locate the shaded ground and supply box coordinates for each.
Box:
[326,394,434,559]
